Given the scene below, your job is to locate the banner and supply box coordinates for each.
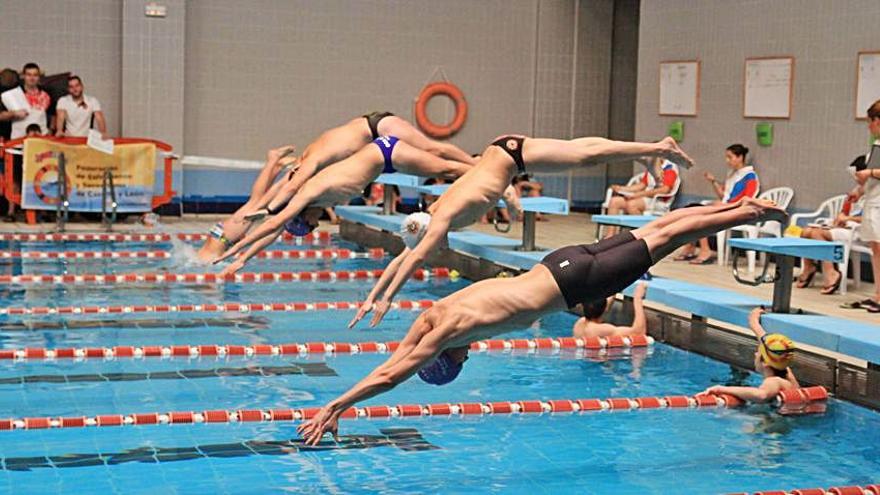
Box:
[21,138,156,212]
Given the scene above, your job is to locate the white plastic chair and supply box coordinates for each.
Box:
[644,171,681,215]
[787,195,852,292]
[598,172,654,238]
[718,187,794,275]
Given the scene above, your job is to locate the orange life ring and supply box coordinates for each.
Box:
[414,82,468,139]
[33,164,71,205]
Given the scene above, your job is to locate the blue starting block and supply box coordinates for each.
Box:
[591,214,657,229]
[377,174,569,250]
[727,237,845,313]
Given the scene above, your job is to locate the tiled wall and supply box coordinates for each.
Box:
[635,0,880,210]
[4,0,640,206]
[0,0,122,136]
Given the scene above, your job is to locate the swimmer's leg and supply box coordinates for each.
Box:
[640,200,787,262]
[380,116,477,165]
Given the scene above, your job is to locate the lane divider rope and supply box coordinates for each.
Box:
[728,483,880,495]
[0,298,433,317]
[0,247,384,261]
[0,231,332,243]
[0,386,828,431]
[0,267,451,286]
[0,334,653,362]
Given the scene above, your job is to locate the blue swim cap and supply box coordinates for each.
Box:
[284,215,316,237]
[418,351,464,386]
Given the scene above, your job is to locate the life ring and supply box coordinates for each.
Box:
[33,164,71,205]
[414,82,468,139]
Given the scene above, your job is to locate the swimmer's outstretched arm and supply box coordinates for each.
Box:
[348,247,411,328]
[219,226,283,276]
[748,307,768,340]
[264,156,321,213]
[703,380,785,404]
[214,187,316,264]
[367,218,451,327]
[298,318,448,445]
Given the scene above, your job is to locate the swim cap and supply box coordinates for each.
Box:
[284,215,316,237]
[759,333,795,370]
[418,351,464,386]
[401,212,431,249]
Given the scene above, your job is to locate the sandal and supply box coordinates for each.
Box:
[796,269,818,289]
[819,271,842,295]
[840,299,880,310]
[674,253,697,262]
[689,255,717,265]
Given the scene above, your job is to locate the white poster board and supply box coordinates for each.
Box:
[744,57,794,119]
[856,51,880,119]
[659,60,699,116]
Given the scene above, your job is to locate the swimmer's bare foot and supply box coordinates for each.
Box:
[267,145,296,164]
[743,197,788,224]
[658,137,694,169]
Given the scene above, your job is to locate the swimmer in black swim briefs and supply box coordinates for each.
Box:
[299,197,787,445]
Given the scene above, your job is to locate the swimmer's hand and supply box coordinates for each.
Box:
[348,299,375,329]
[213,243,243,265]
[219,257,245,278]
[634,281,648,299]
[244,208,269,222]
[297,405,341,446]
[369,300,391,328]
[702,385,726,396]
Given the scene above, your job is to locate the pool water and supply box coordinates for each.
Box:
[0,236,877,494]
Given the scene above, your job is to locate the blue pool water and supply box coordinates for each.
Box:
[0,236,877,494]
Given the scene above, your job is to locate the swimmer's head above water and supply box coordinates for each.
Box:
[417,346,469,385]
[756,333,795,375]
[401,212,431,249]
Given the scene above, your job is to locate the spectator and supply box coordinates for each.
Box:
[674,144,759,264]
[364,183,400,212]
[11,63,51,139]
[512,173,547,221]
[25,123,42,137]
[572,282,647,339]
[55,75,106,137]
[605,157,681,237]
[0,68,24,141]
[844,99,880,312]
[420,177,446,209]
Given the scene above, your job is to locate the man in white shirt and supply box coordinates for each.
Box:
[55,76,106,137]
[850,99,880,310]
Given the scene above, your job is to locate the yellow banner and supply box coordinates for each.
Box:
[22,138,156,211]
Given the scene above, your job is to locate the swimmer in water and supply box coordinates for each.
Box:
[349,134,695,328]
[212,136,473,275]
[198,113,475,262]
[296,197,786,445]
[572,282,648,339]
[702,307,799,403]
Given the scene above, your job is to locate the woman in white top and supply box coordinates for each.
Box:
[846,99,880,311]
[674,144,760,264]
[797,190,863,295]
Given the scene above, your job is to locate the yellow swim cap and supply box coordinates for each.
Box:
[759,333,795,370]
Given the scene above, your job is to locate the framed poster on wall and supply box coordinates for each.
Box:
[856,51,880,119]
[744,56,794,119]
[659,60,700,116]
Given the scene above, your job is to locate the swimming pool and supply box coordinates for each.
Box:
[0,235,877,494]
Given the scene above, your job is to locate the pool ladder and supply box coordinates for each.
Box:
[101,169,118,231]
[54,153,69,232]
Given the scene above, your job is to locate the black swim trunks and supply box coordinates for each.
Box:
[363,111,395,140]
[491,136,526,174]
[540,231,653,309]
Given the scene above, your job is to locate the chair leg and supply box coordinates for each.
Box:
[717,231,727,266]
[747,250,756,276]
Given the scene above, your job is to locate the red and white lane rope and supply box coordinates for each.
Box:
[0,334,653,362]
[0,247,384,261]
[0,231,332,243]
[0,298,434,317]
[0,387,828,431]
[728,484,880,495]
[0,267,451,286]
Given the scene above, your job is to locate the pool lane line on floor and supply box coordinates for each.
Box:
[0,231,332,243]
[0,387,829,431]
[0,298,435,316]
[0,335,652,362]
[0,267,451,286]
[0,247,385,261]
[729,484,880,495]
